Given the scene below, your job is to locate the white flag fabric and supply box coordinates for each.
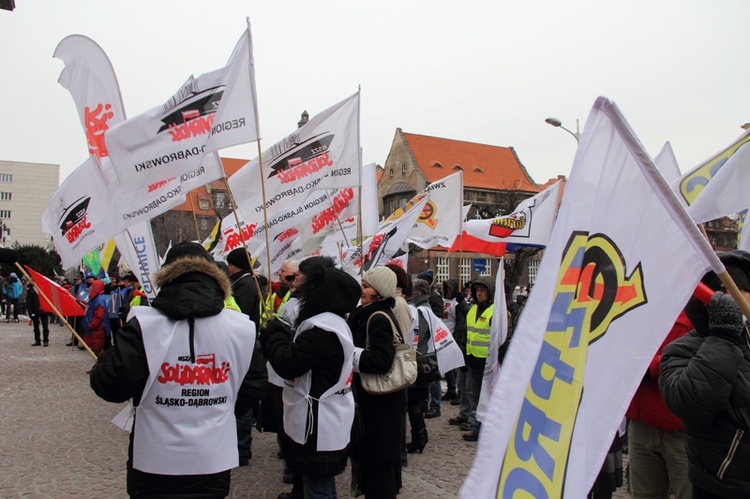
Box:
[341,193,430,275]
[460,97,722,498]
[113,220,161,299]
[738,210,750,252]
[105,24,259,192]
[475,258,508,425]
[42,157,119,268]
[653,141,681,182]
[407,171,463,249]
[685,142,750,223]
[449,181,561,255]
[229,91,361,216]
[671,128,750,208]
[54,35,126,167]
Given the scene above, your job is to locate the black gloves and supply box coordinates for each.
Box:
[709,291,745,344]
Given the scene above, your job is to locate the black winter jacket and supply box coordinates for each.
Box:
[660,297,750,498]
[90,257,266,498]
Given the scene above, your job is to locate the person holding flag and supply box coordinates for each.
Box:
[660,250,750,498]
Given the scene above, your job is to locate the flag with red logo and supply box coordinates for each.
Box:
[25,266,85,317]
[42,157,119,268]
[340,193,430,275]
[54,34,126,186]
[461,97,723,498]
[105,22,260,192]
[449,180,561,256]
[407,171,463,249]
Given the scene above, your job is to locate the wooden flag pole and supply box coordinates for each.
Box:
[188,195,201,242]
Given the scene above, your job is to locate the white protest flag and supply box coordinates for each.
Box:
[42,157,119,268]
[113,220,160,299]
[230,91,361,215]
[54,34,126,186]
[475,258,508,425]
[105,24,260,192]
[671,128,750,207]
[653,141,681,182]
[685,142,750,223]
[461,97,723,498]
[738,210,750,252]
[448,180,561,256]
[341,193,430,275]
[407,171,463,249]
[386,254,409,273]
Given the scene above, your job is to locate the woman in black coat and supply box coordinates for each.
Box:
[348,266,407,499]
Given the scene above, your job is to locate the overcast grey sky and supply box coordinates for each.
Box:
[1,1,748,187]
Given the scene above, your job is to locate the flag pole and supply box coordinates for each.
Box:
[15,263,96,361]
[222,174,266,321]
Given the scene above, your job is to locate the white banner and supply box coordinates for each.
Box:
[42,157,118,268]
[54,34,126,186]
[653,141,681,183]
[105,24,259,192]
[449,181,561,255]
[461,97,722,498]
[113,220,161,299]
[476,258,508,424]
[407,171,463,249]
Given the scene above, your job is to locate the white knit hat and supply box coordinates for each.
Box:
[363,266,397,300]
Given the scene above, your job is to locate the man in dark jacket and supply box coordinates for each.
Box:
[660,250,750,498]
[90,242,266,498]
[225,247,263,467]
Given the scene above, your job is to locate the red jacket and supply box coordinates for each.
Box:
[625,311,692,431]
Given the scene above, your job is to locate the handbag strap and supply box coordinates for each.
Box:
[365,310,403,350]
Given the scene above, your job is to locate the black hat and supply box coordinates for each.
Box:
[122,272,139,284]
[703,250,750,293]
[226,248,252,271]
[163,242,213,267]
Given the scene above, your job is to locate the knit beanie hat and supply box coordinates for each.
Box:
[363,266,397,300]
[702,250,750,292]
[385,263,410,292]
[417,269,434,284]
[163,242,213,267]
[226,247,252,270]
[411,278,430,297]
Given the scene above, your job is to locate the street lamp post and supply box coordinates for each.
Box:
[545,117,581,142]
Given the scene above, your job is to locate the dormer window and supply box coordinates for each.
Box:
[433,162,443,168]
[473,167,484,173]
[198,199,210,210]
[453,165,463,171]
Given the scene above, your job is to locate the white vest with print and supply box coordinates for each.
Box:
[282,312,354,451]
[131,307,255,475]
[410,304,465,375]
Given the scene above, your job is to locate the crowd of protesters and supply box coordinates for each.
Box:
[5,242,741,498]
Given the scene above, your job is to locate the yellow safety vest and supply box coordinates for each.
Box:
[224,295,241,313]
[466,304,494,359]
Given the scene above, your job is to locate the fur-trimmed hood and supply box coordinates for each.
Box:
[151,256,233,320]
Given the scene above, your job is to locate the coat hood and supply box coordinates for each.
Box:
[442,279,460,299]
[471,277,495,304]
[152,256,233,320]
[88,279,105,299]
[295,256,361,326]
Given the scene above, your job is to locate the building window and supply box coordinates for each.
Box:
[200,217,209,230]
[401,164,406,174]
[436,257,450,283]
[198,199,210,210]
[460,258,471,287]
[0,192,10,200]
[528,258,540,284]
[389,168,394,178]
[479,258,492,277]
[214,192,227,209]
[0,174,11,183]
[0,210,10,218]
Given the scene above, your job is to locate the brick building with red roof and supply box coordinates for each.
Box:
[378,128,552,285]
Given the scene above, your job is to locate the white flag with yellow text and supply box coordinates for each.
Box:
[460,97,722,498]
